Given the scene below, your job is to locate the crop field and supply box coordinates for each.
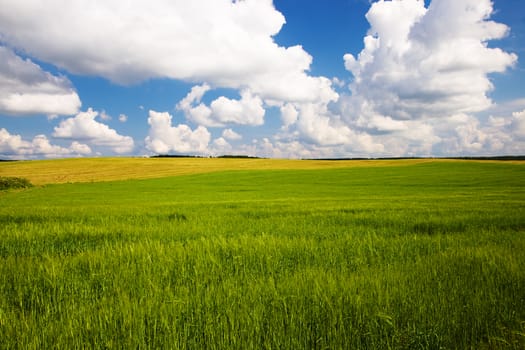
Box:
[0,157,442,185]
[0,159,524,349]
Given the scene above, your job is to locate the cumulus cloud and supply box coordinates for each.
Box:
[264,107,525,158]
[280,103,299,129]
[250,0,518,158]
[30,135,90,158]
[145,110,211,154]
[0,128,91,159]
[0,0,336,104]
[177,84,211,111]
[53,108,134,154]
[342,0,517,122]
[178,85,266,127]
[1,0,521,158]
[210,137,233,156]
[480,109,525,153]
[0,46,81,116]
[210,91,266,126]
[70,141,92,155]
[295,103,354,146]
[359,110,525,157]
[249,0,518,158]
[511,110,525,139]
[0,128,33,156]
[222,129,242,141]
[235,137,354,159]
[176,84,213,125]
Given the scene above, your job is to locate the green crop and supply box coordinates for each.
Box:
[0,160,523,349]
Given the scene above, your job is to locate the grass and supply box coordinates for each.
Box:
[0,159,524,348]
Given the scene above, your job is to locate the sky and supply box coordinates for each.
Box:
[1,0,524,159]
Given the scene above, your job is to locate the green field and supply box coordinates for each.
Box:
[0,159,524,349]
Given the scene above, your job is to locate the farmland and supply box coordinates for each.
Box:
[0,158,524,349]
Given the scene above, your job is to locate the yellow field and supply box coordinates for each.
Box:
[0,157,521,185]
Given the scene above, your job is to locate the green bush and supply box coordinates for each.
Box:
[0,177,33,190]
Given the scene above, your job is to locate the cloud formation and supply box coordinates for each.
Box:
[0,128,91,159]
[145,110,211,154]
[178,85,266,127]
[0,0,336,104]
[53,109,134,154]
[0,0,522,159]
[222,129,242,141]
[270,0,521,158]
[0,46,81,116]
[342,0,517,122]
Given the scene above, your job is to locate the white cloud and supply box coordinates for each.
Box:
[213,137,230,148]
[263,0,519,158]
[147,105,525,159]
[209,91,265,126]
[177,84,211,112]
[512,110,525,139]
[178,85,266,127]
[1,0,521,159]
[0,128,28,155]
[295,103,354,146]
[0,0,336,104]
[0,128,91,159]
[53,108,134,154]
[99,111,112,121]
[280,103,299,129]
[270,99,388,157]
[331,77,346,89]
[238,137,355,159]
[373,111,525,157]
[30,135,90,158]
[0,46,81,116]
[118,114,128,123]
[222,129,242,141]
[70,141,92,155]
[362,115,409,133]
[176,84,213,125]
[477,109,525,154]
[145,110,211,154]
[261,0,518,158]
[211,137,233,156]
[342,0,517,121]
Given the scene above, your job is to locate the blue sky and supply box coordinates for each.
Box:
[1,0,524,159]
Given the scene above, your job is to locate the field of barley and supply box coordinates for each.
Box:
[0,158,524,349]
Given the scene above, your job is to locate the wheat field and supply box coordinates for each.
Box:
[0,159,524,348]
